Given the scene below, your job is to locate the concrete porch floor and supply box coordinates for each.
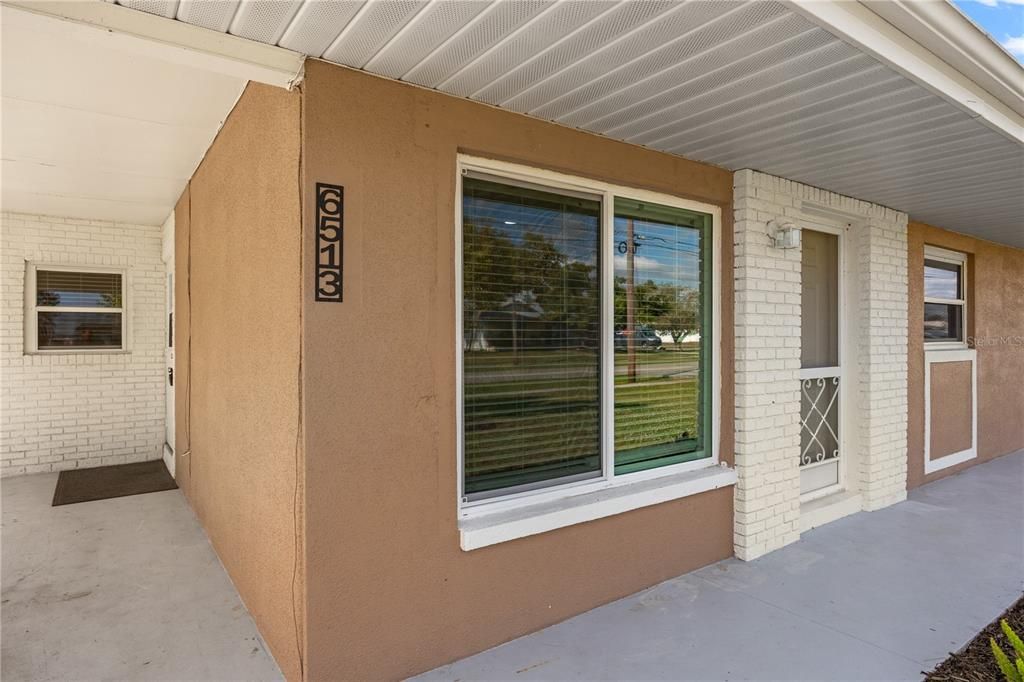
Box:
[418,451,1024,681]
[2,453,1021,681]
[1,472,282,681]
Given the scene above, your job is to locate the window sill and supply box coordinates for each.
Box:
[924,341,968,352]
[459,463,736,551]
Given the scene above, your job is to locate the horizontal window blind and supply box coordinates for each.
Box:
[462,177,601,498]
[613,199,711,474]
[36,270,122,308]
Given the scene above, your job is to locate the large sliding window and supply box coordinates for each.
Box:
[459,159,717,506]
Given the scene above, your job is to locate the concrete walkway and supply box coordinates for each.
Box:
[1,472,282,681]
[418,451,1024,681]
[3,454,1020,681]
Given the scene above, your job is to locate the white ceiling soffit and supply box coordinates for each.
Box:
[110,0,1023,246]
[1,4,251,225]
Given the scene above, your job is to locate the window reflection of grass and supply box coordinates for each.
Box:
[615,378,697,452]
[463,348,698,476]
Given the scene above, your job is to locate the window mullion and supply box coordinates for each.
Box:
[601,190,615,483]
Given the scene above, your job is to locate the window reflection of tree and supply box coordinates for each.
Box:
[463,221,598,355]
[37,289,59,347]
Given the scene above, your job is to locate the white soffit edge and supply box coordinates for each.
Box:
[864,0,1024,119]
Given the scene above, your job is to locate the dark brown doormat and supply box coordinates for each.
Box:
[52,460,177,506]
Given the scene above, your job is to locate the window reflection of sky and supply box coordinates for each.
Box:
[463,196,599,267]
[463,197,702,288]
[924,261,959,300]
[38,290,112,307]
[614,217,700,288]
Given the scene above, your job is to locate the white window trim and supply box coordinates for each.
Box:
[923,245,967,350]
[454,154,726,550]
[923,348,977,474]
[24,262,131,354]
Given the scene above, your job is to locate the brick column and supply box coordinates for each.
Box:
[856,211,909,510]
[732,170,802,560]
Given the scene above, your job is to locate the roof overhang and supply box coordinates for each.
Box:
[4,0,1022,245]
[790,0,1023,145]
[3,0,304,89]
[0,1,303,225]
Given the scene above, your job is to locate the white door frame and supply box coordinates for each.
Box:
[799,219,847,503]
[161,212,175,477]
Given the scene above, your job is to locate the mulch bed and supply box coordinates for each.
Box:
[926,594,1024,681]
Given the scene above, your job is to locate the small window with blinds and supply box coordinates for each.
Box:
[27,266,126,351]
[459,160,716,505]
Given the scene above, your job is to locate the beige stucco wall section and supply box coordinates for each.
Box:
[174,83,305,680]
[928,361,973,460]
[300,60,735,681]
[907,221,1024,489]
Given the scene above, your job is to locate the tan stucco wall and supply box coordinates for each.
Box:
[928,360,973,460]
[907,221,1024,489]
[174,83,305,680]
[300,60,736,681]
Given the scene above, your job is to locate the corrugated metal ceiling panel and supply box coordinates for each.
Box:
[112,0,1024,246]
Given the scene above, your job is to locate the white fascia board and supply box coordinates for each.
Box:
[788,0,1024,145]
[1,0,305,90]
[866,0,1024,117]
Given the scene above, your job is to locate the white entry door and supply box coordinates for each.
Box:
[162,215,175,476]
[799,225,843,499]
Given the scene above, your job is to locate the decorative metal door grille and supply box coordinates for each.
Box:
[800,370,840,467]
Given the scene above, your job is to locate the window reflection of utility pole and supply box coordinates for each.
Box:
[626,218,636,383]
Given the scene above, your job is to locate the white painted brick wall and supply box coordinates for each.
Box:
[733,170,803,560]
[856,212,909,511]
[733,171,908,560]
[1,212,165,476]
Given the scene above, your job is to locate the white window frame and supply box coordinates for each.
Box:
[923,245,967,350]
[455,155,731,550]
[25,263,130,354]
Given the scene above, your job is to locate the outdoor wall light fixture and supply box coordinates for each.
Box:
[768,219,801,249]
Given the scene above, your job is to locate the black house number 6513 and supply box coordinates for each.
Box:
[316,183,344,302]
